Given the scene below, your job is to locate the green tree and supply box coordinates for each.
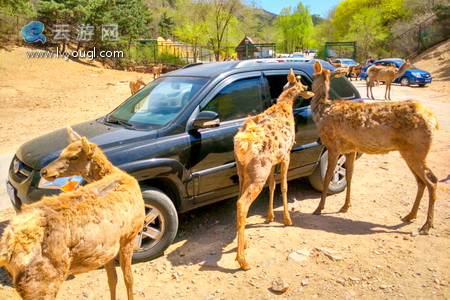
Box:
[344,7,388,59]
[203,0,243,61]
[0,0,35,17]
[275,3,313,53]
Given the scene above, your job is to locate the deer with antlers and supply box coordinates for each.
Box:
[311,60,438,235]
[234,70,314,270]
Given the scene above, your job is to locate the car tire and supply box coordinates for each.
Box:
[418,84,426,87]
[132,187,178,262]
[308,150,347,194]
[400,77,410,86]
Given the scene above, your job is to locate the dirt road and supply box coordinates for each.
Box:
[0,47,449,299]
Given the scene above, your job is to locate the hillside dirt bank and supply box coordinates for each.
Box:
[0,46,449,299]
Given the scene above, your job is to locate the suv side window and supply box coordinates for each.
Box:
[202,77,261,121]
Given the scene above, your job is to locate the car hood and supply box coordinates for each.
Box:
[408,68,431,75]
[16,119,158,169]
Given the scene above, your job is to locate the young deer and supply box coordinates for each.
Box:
[129,76,146,95]
[311,61,438,234]
[234,70,314,270]
[0,127,145,300]
[366,59,413,100]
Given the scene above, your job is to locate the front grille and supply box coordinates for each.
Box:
[11,156,33,182]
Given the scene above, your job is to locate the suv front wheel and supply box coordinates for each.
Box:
[308,150,347,194]
[132,187,178,262]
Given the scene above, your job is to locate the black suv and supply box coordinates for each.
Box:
[7,59,361,261]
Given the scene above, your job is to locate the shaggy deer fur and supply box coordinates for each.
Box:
[366,59,413,100]
[311,61,438,234]
[0,127,145,300]
[129,76,146,95]
[234,70,314,270]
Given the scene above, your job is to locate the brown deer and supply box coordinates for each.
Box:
[129,76,146,95]
[234,70,314,270]
[311,60,438,234]
[366,59,413,100]
[327,58,343,68]
[152,64,162,80]
[0,127,145,300]
[347,64,362,81]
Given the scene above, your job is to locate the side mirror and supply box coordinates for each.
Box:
[192,111,220,129]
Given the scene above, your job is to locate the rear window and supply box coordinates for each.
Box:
[330,77,356,99]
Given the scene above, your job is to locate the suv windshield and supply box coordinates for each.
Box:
[108,76,208,129]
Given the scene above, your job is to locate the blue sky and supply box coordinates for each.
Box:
[255,0,342,17]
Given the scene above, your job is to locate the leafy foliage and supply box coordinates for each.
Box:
[275,3,313,53]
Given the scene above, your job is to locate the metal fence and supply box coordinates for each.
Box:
[385,14,449,58]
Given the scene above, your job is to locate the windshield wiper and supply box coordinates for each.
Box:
[104,117,135,130]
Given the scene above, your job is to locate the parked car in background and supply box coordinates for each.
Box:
[360,58,432,86]
[290,52,304,58]
[310,49,317,53]
[331,58,359,67]
[7,59,361,262]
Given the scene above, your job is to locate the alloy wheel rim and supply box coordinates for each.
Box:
[134,204,165,252]
[331,155,346,186]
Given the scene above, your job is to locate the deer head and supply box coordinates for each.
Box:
[40,126,97,182]
[313,61,347,82]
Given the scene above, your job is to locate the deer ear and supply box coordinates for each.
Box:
[300,91,314,99]
[287,69,296,83]
[67,125,81,143]
[313,61,322,75]
[81,137,94,157]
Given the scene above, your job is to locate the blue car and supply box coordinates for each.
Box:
[360,58,432,87]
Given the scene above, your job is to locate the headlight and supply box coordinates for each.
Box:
[411,72,422,78]
[38,175,83,192]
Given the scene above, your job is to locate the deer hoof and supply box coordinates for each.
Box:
[312,208,322,215]
[419,223,433,235]
[266,216,274,223]
[401,214,417,222]
[237,259,250,271]
[339,206,349,213]
[284,218,293,226]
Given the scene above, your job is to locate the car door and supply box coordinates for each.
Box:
[187,72,266,204]
[262,70,322,179]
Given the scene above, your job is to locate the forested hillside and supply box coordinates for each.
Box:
[0,0,448,66]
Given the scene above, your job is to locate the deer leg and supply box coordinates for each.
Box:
[267,166,276,222]
[340,152,356,212]
[366,81,369,98]
[370,82,375,100]
[236,182,265,270]
[119,239,136,300]
[313,150,340,215]
[401,158,437,234]
[105,259,118,300]
[402,164,426,222]
[281,156,293,225]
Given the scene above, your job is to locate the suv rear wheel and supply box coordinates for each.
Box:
[308,150,347,194]
[132,187,178,262]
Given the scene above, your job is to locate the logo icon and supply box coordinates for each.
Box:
[21,21,46,43]
[13,159,21,174]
